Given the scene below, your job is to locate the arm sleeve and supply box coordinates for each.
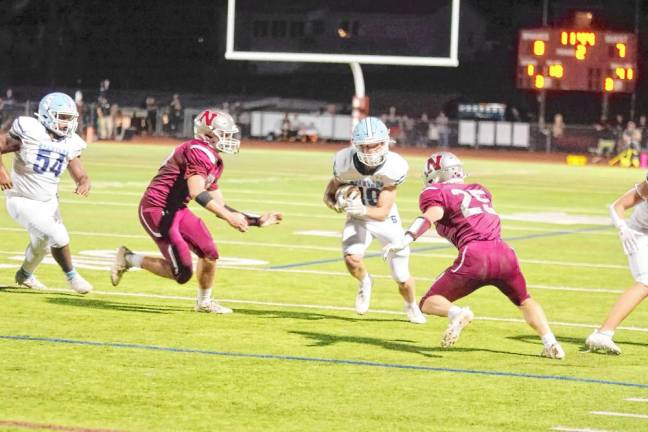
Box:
[419,187,445,213]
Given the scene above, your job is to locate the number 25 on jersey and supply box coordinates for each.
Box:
[451,188,496,218]
[33,149,64,177]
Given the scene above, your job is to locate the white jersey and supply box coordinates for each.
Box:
[7,116,86,201]
[333,146,408,219]
[629,201,648,234]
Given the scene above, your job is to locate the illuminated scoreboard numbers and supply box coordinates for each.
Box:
[517,28,637,93]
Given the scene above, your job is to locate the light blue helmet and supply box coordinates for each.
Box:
[37,92,79,138]
[351,117,394,167]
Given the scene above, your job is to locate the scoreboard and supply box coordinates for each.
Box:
[517,28,637,93]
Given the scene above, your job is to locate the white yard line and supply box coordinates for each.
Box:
[8,287,648,333]
[0,250,624,295]
[0,227,624,271]
[625,398,648,403]
[590,411,648,419]
[551,427,615,432]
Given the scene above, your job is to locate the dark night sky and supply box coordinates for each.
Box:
[1,0,647,121]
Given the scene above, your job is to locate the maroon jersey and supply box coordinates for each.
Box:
[141,139,223,210]
[419,182,500,249]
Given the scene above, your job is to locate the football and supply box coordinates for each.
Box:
[335,184,361,210]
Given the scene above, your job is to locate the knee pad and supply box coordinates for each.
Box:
[389,254,411,283]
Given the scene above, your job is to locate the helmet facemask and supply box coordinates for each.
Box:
[47,110,78,138]
[193,110,241,154]
[353,139,390,167]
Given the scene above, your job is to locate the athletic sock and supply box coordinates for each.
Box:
[361,273,371,288]
[17,267,32,279]
[197,288,212,304]
[599,329,614,338]
[448,305,462,320]
[65,269,78,281]
[126,253,144,268]
[541,332,558,348]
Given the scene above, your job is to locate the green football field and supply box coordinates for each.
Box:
[1,142,648,432]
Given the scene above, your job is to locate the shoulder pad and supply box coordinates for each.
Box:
[380,152,409,185]
[10,117,48,143]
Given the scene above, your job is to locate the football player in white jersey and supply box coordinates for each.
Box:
[585,177,648,355]
[323,117,426,324]
[0,92,93,294]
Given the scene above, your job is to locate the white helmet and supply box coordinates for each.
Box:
[37,92,79,138]
[351,116,394,167]
[423,152,466,184]
[193,109,240,154]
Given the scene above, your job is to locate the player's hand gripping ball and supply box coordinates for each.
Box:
[335,185,361,211]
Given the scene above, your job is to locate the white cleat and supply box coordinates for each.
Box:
[586,330,621,355]
[111,246,133,287]
[405,303,427,324]
[69,274,93,294]
[441,306,474,348]
[194,300,233,314]
[15,270,47,290]
[355,276,372,315]
[541,343,566,360]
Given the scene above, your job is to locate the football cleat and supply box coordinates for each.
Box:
[355,276,373,315]
[194,299,233,314]
[541,343,566,360]
[15,270,47,290]
[586,330,621,355]
[441,306,474,348]
[110,246,133,287]
[405,302,427,324]
[69,274,92,294]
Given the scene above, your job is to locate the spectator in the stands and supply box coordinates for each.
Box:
[638,115,648,152]
[436,111,450,148]
[622,121,641,152]
[415,113,430,147]
[280,113,292,141]
[145,96,158,135]
[590,116,615,162]
[612,114,625,152]
[96,95,113,140]
[4,88,15,106]
[168,93,183,135]
[74,87,84,135]
[551,113,565,139]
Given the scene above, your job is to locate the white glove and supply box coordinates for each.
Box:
[382,235,413,261]
[344,195,367,217]
[618,222,639,254]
